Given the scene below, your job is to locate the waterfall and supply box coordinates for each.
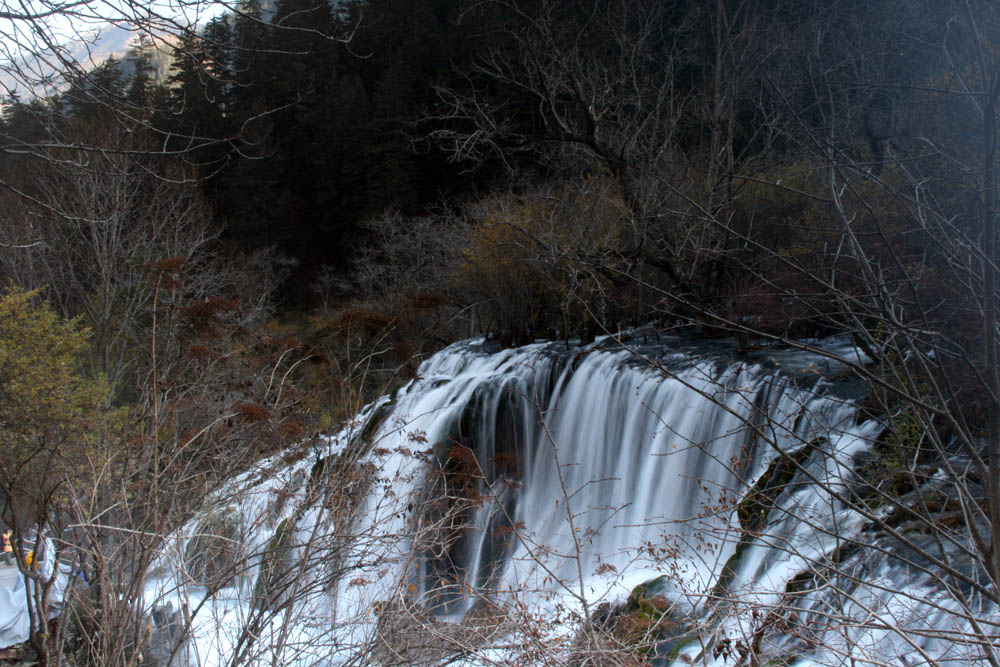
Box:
[147,335,997,666]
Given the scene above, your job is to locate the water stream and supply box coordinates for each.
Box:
[146,334,996,666]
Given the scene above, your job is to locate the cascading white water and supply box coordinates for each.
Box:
[147,335,997,666]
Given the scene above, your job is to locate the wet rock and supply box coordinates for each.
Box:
[143,602,190,667]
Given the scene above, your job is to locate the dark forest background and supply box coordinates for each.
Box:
[1,0,993,424]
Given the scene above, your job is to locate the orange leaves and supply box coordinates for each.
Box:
[493,521,526,538]
[333,305,394,335]
[594,562,618,575]
[237,402,271,422]
[181,296,243,339]
[276,419,305,440]
[441,443,490,505]
[149,257,188,289]
[446,443,479,469]
[492,451,520,472]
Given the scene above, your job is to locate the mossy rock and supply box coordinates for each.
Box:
[623,575,670,614]
[347,399,395,460]
[305,455,331,502]
[714,440,822,598]
[784,568,816,595]
[615,609,681,650]
[570,582,690,666]
[852,420,926,508]
[614,576,689,656]
[184,507,242,589]
[660,635,698,664]
[310,455,328,484]
[784,540,861,600]
[252,518,295,611]
[738,440,821,536]
[712,549,743,601]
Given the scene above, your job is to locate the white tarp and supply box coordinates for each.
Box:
[0,565,31,648]
[0,541,69,649]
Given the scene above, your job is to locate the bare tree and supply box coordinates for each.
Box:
[0,119,315,666]
[428,0,782,307]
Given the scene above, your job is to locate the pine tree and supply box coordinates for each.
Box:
[167,27,231,159]
[59,58,126,126]
[125,33,155,119]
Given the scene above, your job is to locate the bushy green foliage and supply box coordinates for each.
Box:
[0,286,110,519]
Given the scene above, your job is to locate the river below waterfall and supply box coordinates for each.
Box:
[145,333,997,666]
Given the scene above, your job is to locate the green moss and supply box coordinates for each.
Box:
[714,440,821,598]
[784,569,815,595]
[738,441,820,536]
[184,507,241,589]
[252,518,294,611]
[623,575,669,614]
[350,399,394,454]
[854,413,927,509]
[664,636,697,662]
[614,576,689,656]
[784,540,860,599]
[317,411,334,432]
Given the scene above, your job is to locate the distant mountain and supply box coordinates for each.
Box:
[0,0,338,102]
[0,23,179,100]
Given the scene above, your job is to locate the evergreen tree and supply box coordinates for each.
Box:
[125,33,155,118]
[59,58,126,126]
[167,27,231,160]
